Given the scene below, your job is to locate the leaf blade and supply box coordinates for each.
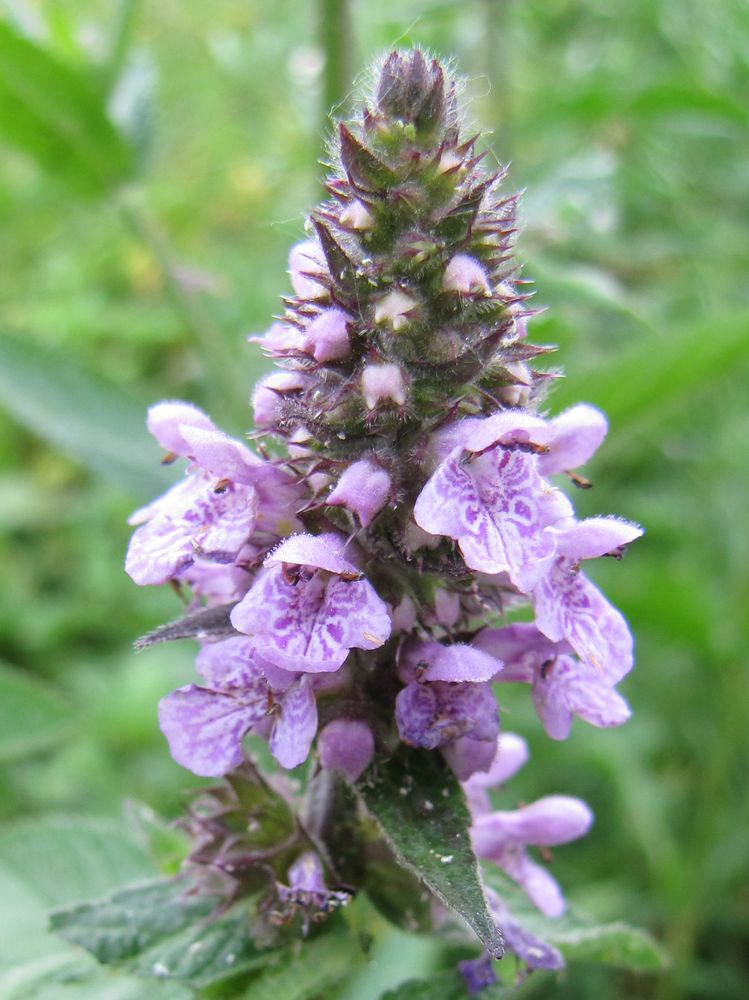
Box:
[0,20,134,196]
[51,878,277,987]
[355,746,503,958]
[0,332,173,498]
[0,662,76,763]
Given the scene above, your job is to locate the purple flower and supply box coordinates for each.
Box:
[276,851,351,931]
[396,681,499,751]
[539,403,608,477]
[464,742,593,918]
[318,718,375,781]
[532,517,643,681]
[395,641,501,776]
[126,403,265,586]
[458,952,497,996]
[414,417,573,590]
[230,533,391,673]
[157,637,318,775]
[464,734,593,916]
[475,623,631,740]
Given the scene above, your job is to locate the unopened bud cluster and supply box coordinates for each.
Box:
[126,50,641,974]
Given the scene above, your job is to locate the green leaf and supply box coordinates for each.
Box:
[123,800,191,876]
[0,332,174,498]
[51,877,277,987]
[241,921,364,1000]
[550,311,749,446]
[0,815,155,985]
[378,970,471,1000]
[482,869,668,973]
[355,746,503,958]
[0,19,134,196]
[0,661,75,763]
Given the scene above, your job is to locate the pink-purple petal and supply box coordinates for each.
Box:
[414,446,572,590]
[265,532,358,575]
[158,683,268,777]
[422,644,503,683]
[195,636,265,689]
[428,411,553,464]
[269,676,317,769]
[533,560,634,682]
[552,516,643,561]
[540,403,608,476]
[147,401,215,456]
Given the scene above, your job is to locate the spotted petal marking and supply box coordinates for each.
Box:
[532,559,634,683]
[414,446,572,591]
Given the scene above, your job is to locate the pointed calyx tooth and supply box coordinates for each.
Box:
[311,218,358,292]
[373,289,418,331]
[338,123,395,192]
[442,254,491,295]
[361,362,408,409]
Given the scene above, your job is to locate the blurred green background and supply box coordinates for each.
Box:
[0,1,748,997]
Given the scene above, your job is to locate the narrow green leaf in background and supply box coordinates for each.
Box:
[355,746,503,959]
[0,19,134,196]
[0,661,75,763]
[550,311,749,447]
[0,332,174,499]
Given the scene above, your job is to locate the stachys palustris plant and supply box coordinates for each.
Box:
[125,49,641,994]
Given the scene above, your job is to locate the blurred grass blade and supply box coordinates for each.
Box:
[0,19,134,196]
[551,310,749,440]
[0,661,75,763]
[0,331,173,498]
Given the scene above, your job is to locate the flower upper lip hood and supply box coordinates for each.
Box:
[229,532,392,674]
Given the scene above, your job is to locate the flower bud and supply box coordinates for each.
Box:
[326,457,391,527]
[361,362,407,409]
[251,372,305,427]
[373,289,417,331]
[302,308,352,362]
[288,240,328,300]
[442,254,490,295]
[318,719,375,781]
[339,199,374,230]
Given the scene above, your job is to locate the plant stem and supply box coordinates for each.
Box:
[319,0,354,140]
